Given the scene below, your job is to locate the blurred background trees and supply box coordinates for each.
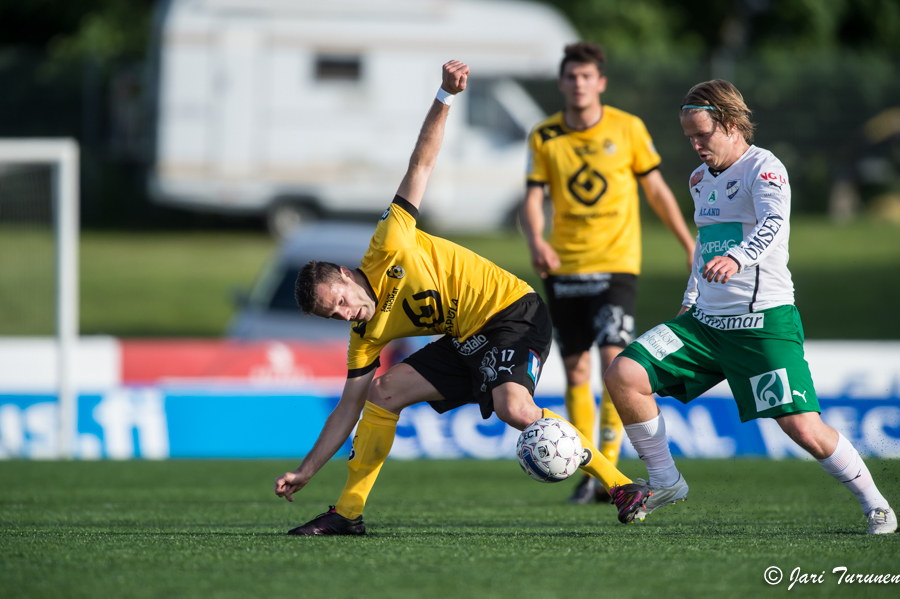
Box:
[1,0,899,227]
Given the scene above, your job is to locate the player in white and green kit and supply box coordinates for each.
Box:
[604,79,897,534]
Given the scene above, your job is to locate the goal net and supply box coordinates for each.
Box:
[0,140,79,458]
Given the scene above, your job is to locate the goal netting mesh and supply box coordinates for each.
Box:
[0,163,55,335]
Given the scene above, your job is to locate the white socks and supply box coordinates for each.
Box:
[627,415,889,514]
[818,433,888,515]
[624,413,680,487]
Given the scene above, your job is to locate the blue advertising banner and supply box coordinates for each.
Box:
[1,389,898,460]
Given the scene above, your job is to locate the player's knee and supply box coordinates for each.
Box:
[777,414,832,458]
[494,393,541,430]
[366,376,402,412]
[562,351,591,387]
[603,357,633,394]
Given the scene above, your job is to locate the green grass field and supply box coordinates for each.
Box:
[2,459,899,598]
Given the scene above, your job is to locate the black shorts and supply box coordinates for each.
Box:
[543,272,637,357]
[402,293,552,420]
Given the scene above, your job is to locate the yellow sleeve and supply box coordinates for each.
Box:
[630,116,662,176]
[346,331,388,378]
[526,128,550,185]
[370,196,418,252]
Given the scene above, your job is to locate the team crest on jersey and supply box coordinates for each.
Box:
[707,190,718,205]
[726,180,740,200]
[386,265,405,279]
[690,170,704,187]
[603,138,617,155]
[568,163,608,206]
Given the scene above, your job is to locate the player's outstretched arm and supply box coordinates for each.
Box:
[396,60,468,211]
[274,369,376,501]
[640,170,695,269]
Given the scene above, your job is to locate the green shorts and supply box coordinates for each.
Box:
[619,305,820,422]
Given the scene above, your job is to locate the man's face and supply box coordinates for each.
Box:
[680,111,738,171]
[311,270,376,323]
[559,62,606,110]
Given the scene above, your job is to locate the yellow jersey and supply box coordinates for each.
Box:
[347,197,533,376]
[526,107,661,275]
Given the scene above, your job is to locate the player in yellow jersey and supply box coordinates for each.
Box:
[522,43,695,504]
[273,61,649,535]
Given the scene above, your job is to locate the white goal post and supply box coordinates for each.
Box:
[0,139,79,459]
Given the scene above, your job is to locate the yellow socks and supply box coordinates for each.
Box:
[564,381,597,446]
[335,401,399,520]
[543,407,631,491]
[599,388,624,467]
[565,382,625,468]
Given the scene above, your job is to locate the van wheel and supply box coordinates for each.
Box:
[267,202,316,238]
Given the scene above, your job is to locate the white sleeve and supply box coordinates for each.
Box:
[725,163,791,271]
[682,232,701,306]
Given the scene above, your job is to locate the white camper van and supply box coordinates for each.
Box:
[149,0,577,235]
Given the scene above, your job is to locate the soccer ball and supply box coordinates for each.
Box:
[516,417,585,483]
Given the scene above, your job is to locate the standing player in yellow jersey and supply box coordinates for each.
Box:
[273,61,648,535]
[522,43,695,504]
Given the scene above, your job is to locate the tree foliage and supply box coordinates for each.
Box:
[0,0,153,63]
[544,0,900,59]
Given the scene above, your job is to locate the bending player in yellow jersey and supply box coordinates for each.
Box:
[273,61,648,535]
[521,43,695,504]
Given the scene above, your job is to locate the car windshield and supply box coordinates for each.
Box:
[266,266,302,311]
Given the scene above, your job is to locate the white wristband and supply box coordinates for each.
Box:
[436,87,455,106]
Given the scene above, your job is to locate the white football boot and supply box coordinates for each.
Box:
[867,507,897,535]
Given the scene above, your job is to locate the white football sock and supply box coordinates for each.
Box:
[624,413,680,487]
[817,433,889,515]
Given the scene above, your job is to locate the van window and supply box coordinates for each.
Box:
[315,55,361,81]
[467,78,526,142]
[247,261,297,311]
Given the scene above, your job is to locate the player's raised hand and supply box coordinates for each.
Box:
[274,470,308,502]
[442,60,469,94]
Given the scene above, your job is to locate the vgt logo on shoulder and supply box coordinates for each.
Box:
[750,368,792,413]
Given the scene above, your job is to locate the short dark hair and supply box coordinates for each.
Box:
[560,42,606,78]
[294,260,342,314]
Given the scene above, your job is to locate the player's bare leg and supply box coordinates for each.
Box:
[776,411,896,534]
[605,355,689,522]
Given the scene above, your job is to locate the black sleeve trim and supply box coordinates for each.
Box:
[526,180,546,188]
[348,357,380,378]
[392,195,419,220]
[635,163,661,178]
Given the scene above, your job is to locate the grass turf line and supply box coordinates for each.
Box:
[2,459,899,599]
